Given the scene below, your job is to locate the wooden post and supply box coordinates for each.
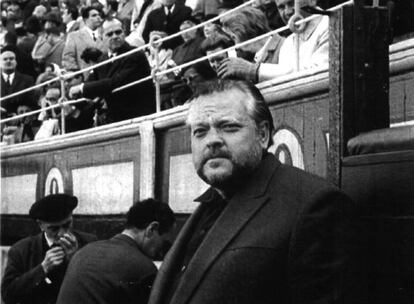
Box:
[328,2,389,185]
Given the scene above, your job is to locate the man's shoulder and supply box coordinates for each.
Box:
[9,234,42,252]
[72,229,97,244]
[15,71,34,83]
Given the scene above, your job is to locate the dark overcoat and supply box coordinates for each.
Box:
[149,154,358,304]
[1,230,97,304]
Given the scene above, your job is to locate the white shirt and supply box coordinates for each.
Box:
[258,16,329,82]
[84,26,101,41]
[66,20,76,33]
[163,4,175,15]
[2,72,15,84]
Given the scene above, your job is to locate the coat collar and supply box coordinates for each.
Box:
[299,15,323,42]
[151,154,281,304]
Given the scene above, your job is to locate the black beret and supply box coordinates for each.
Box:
[29,194,78,222]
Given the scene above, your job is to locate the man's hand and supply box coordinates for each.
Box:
[41,246,65,274]
[58,232,79,261]
[217,58,259,82]
[69,84,84,99]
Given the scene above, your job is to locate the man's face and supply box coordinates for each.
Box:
[85,9,102,30]
[61,8,72,24]
[188,89,268,192]
[275,0,314,24]
[0,51,17,73]
[38,215,73,244]
[17,105,34,124]
[180,22,197,43]
[275,0,295,24]
[143,225,175,260]
[206,47,228,74]
[6,4,21,20]
[45,88,60,104]
[103,23,125,52]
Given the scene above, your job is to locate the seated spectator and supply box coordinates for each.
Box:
[142,0,192,50]
[201,31,234,75]
[217,6,285,81]
[62,6,105,72]
[36,85,62,140]
[170,19,204,67]
[3,31,36,77]
[32,26,65,67]
[0,45,35,117]
[61,4,80,34]
[203,21,221,38]
[69,19,155,123]
[56,199,176,304]
[2,98,41,144]
[219,0,329,82]
[62,70,96,132]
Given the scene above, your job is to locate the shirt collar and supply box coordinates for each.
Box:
[299,15,323,41]
[164,4,175,15]
[85,26,100,40]
[44,233,54,247]
[2,72,15,83]
[254,36,273,63]
[66,20,76,33]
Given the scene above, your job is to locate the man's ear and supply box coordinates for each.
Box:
[257,120,270,149]
[37,220,45,232]
[145,221,160,237]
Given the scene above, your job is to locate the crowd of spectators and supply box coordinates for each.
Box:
[1,0,412,145]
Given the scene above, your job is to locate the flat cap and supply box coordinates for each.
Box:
[29,194,78,222]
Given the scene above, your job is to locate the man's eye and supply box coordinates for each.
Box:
[193,128,206,137]
[222,124,240,132]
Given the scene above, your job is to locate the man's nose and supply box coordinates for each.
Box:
[206,128,224,148]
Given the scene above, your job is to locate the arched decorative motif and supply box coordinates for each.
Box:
[269,128,305,170]
[44,167,64,196]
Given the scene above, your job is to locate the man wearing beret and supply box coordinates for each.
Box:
[1,194,97,304]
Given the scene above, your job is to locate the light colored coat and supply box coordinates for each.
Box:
[62,26,106,71]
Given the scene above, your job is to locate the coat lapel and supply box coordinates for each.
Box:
[149,204,207,304]
[171,195,270,304]
[171,154,280,304]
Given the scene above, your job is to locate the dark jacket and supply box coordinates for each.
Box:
[83,42,155,123]
[1,71,35,114]
[1,230,97,304]
[56,234,157,304]
[142,4,192,50]
[149,154,358,304]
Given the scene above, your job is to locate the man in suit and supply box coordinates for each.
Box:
[1,194,97,304]
[62,6,105,71]
[0,46,35,116]
[61,4,80,34]
[142,0,192,50]
[148,79,359,304]
[69,19,155,123]
[56,199,176,304]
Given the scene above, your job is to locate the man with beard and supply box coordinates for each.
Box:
[69,18,155,123]
[148,79,359,304]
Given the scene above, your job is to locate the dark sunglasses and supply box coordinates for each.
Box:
[105,29,123,38]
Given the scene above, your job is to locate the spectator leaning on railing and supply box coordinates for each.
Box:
[216,6,285,82]
[217,0,328,83]
[69,18,155,123]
